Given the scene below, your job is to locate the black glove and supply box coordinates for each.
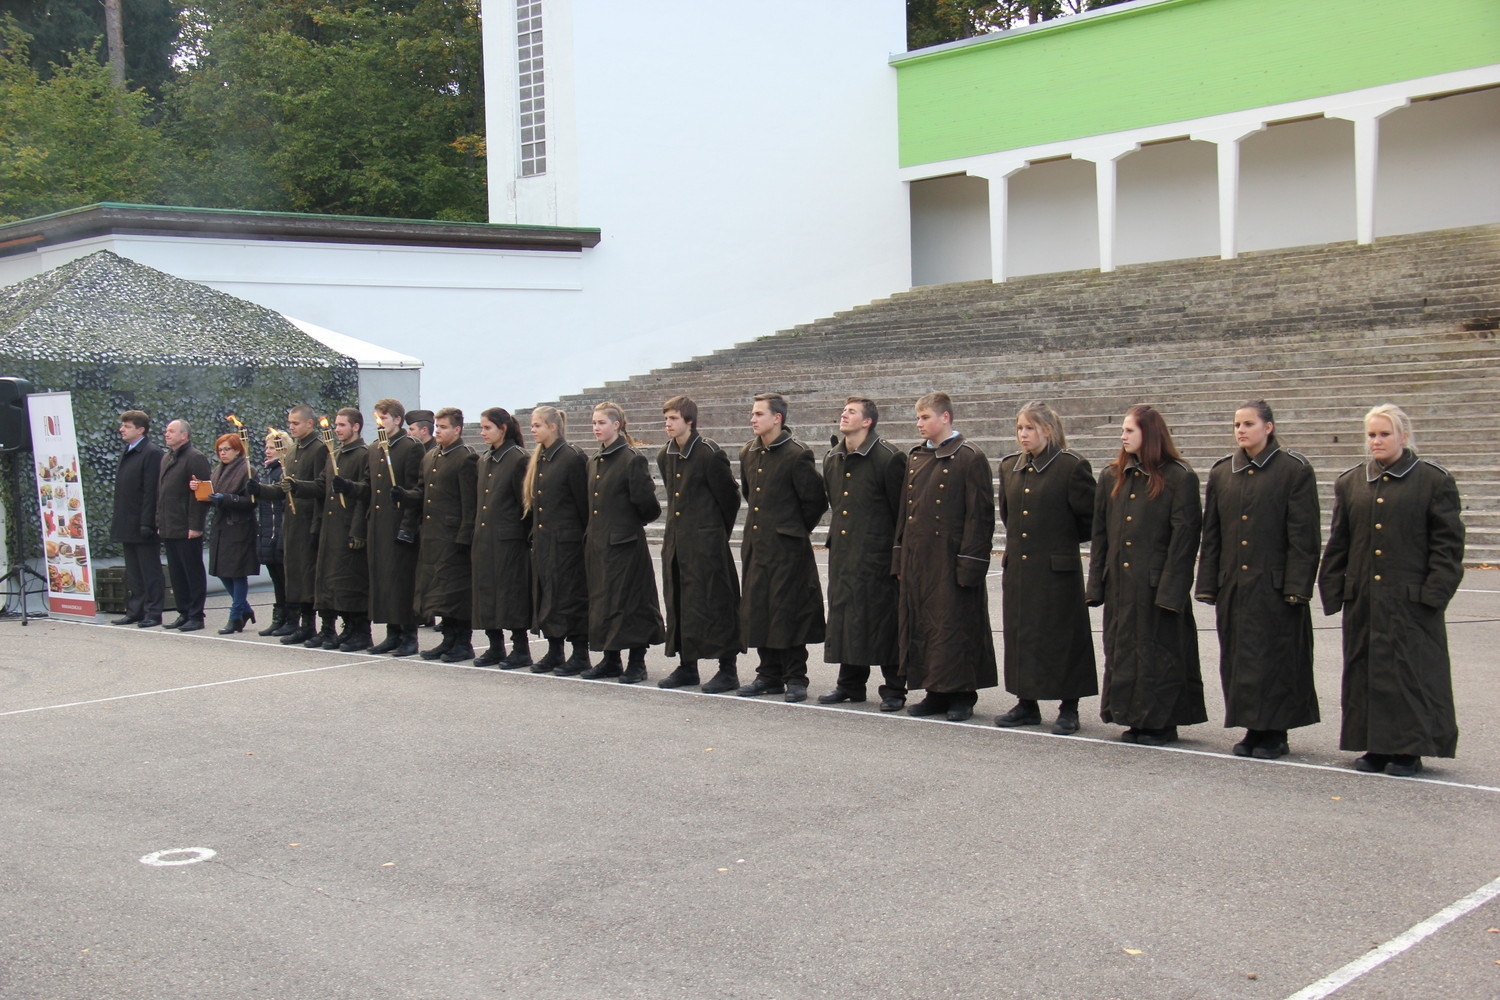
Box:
[280,477,297,494]
[395,528,416,545]
[208,492,226,506]
[244,479,261,498]
[390,484,413,502]
[331,476,351,495]
[348,537,366,551]
[139,525,156,541]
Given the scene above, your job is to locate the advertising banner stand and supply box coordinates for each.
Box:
[27,393,96,621]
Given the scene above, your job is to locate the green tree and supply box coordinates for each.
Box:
[908,0,1130,50]
[1,0,182,96]
[0,15,175,222]
[163,0,487,221]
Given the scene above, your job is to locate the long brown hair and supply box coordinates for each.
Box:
[523,406,565,514]
[1109,404,1183,499]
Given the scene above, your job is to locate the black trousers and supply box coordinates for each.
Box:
[120,540,163,620]
[162,536,207,620]
[835,664,907,700]
[755,646,809,686]
[265,561,286,606]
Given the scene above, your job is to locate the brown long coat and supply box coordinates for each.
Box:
[314,439,369,614]
[892,433,997,694]
[414,439,477,619]
[1318,450,1463,757]
[156,442,210,539]
[207,455,258,578]
[585,439,665,650]
[529,437,590,639]
[997,444,1097,700]
[281,432,329,605]
[739,430,828,649]
[472,442,531,631]
[659,433,742,660]
[363,429,423,625]
[823,433,904,668]
[1087,459,1207,729]
[1195,436,1321,731]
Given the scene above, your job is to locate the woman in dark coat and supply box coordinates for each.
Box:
[525,406,592,675]
[255,430,290,635]
[581,402,665,683]
[1195,400,1321,760]
[472,407,533,669]
[1318,404,1463,778]
[1086,404,1206,746]
[199,434,259,632]
[994,401,1097,736]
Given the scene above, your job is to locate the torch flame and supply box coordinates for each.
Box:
[319,416,330,429]
[227,413,243,428]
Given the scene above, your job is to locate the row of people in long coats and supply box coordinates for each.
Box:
[124,390,1463,779]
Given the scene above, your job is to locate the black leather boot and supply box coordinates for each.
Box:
[340,614,372,652]
[700,656,740,694]
[554,639,590,677]
[392,626,419,658]
[474,629,506,667]
[441,623,475,663]
[658,659,700,689]
[420,624,454,660]
[258,604,286,637]
[369,624,401,654]
[499,630,532,669]
[305,611,337,648]
[532,637,565,673]
[620,647,648,684]
[582,649,623,680]
[281,605,314,644]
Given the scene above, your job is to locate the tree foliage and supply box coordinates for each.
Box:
[1,0,182,96]
[908,0,1131,50]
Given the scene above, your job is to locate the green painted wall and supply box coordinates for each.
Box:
[896,0,1498,167]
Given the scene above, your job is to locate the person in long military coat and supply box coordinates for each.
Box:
[471,407,533,669]
[1086,404,1206,746]
[362,399,425,657]
[892,393,996,722]
[580,402,665,683]
[202,434,259,633]
[736,393,829,703]
[317,408,371,651]
[412,407,478,663]
[1318,404,1463,778]
[994,402,1097,735]
[525,405,592,675]
[1195,402,1320,760]
[656,395,742,693]
[273,405,329,645]
[819,397,907,711]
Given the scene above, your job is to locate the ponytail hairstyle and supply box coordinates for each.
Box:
[1109,404,1184,499]
[523,406,566,513]
[1364,402,1415,454]
[481,407,525,449]
[1016,400,1067,451]
[593,400,640,446]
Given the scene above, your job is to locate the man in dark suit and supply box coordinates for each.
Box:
[156,419,211,631]
[109,410,165,627]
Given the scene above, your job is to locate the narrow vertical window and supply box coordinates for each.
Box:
[516,0,546,176]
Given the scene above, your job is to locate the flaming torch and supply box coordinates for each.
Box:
[319,415,345,508]
[376,423,397,489]
[273,422,297,515]
[226,413,250,452]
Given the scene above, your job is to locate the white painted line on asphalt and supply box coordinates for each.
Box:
[140,847,217,867]
[1281,873,1500,1000]
[0,661,373,718]
[1457,587,1500,594]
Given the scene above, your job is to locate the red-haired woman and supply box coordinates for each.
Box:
[199,433,260,632]
[1086,405,1206,745]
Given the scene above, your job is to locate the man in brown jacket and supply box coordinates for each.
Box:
[276,404,330,645]
[892,392,997,722]
[736,393,828,703]
[318,408,372,651]
[412,407,478,663]
[156,419,211,631]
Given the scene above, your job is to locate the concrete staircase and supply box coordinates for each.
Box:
[528,225,1500,564]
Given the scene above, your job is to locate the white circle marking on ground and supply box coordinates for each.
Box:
[139,847,217,867]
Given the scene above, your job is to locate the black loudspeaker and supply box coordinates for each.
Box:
[0,377,35,453]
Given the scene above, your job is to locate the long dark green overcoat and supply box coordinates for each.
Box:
[1087,459,1207,729]
[892,433,997,694]
[1195,436,1321,731]
[363,429,423,625]
[823,433,904,667]
[281,432,329,605]
[472,442,531,631]
[529,437,590,639]
[1318,450,1463,757]
[659,433,742,660]
[997,444,1097,700]
[739,430,828,649]
[314,439,369,614]
[414,439,478,619]
[584,439,665,650]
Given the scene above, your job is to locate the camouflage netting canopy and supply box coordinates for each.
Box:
[0,250,359,561]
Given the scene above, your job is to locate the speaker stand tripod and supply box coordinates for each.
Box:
[2,455,48,625]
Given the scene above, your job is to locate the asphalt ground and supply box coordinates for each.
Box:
[3,553,1498,1000]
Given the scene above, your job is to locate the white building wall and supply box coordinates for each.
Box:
[1239,117,1357,253]
[1007,158,1099,276]
[909,175,991,286]
[1115,140,1218,266]
[1377,87,1500,237]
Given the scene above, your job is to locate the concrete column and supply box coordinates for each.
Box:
[1327,99,1408,245]
[1192,123,1265,260]
[1075,144,1137,273]
[967,157,1027,283]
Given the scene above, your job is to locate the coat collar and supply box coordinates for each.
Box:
[835,432,881,458]
[486,442,522,463]
[1123,456,1150,478]
[1366,449,1419,482]
[666,432,701,459]
[541,437,570,460]
[753,429,794,451]
[435,438,466,457]
[595,437,629,458]
[1231,435,1281,474]
[926,431,964,458]
[1013,442,1061,473]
